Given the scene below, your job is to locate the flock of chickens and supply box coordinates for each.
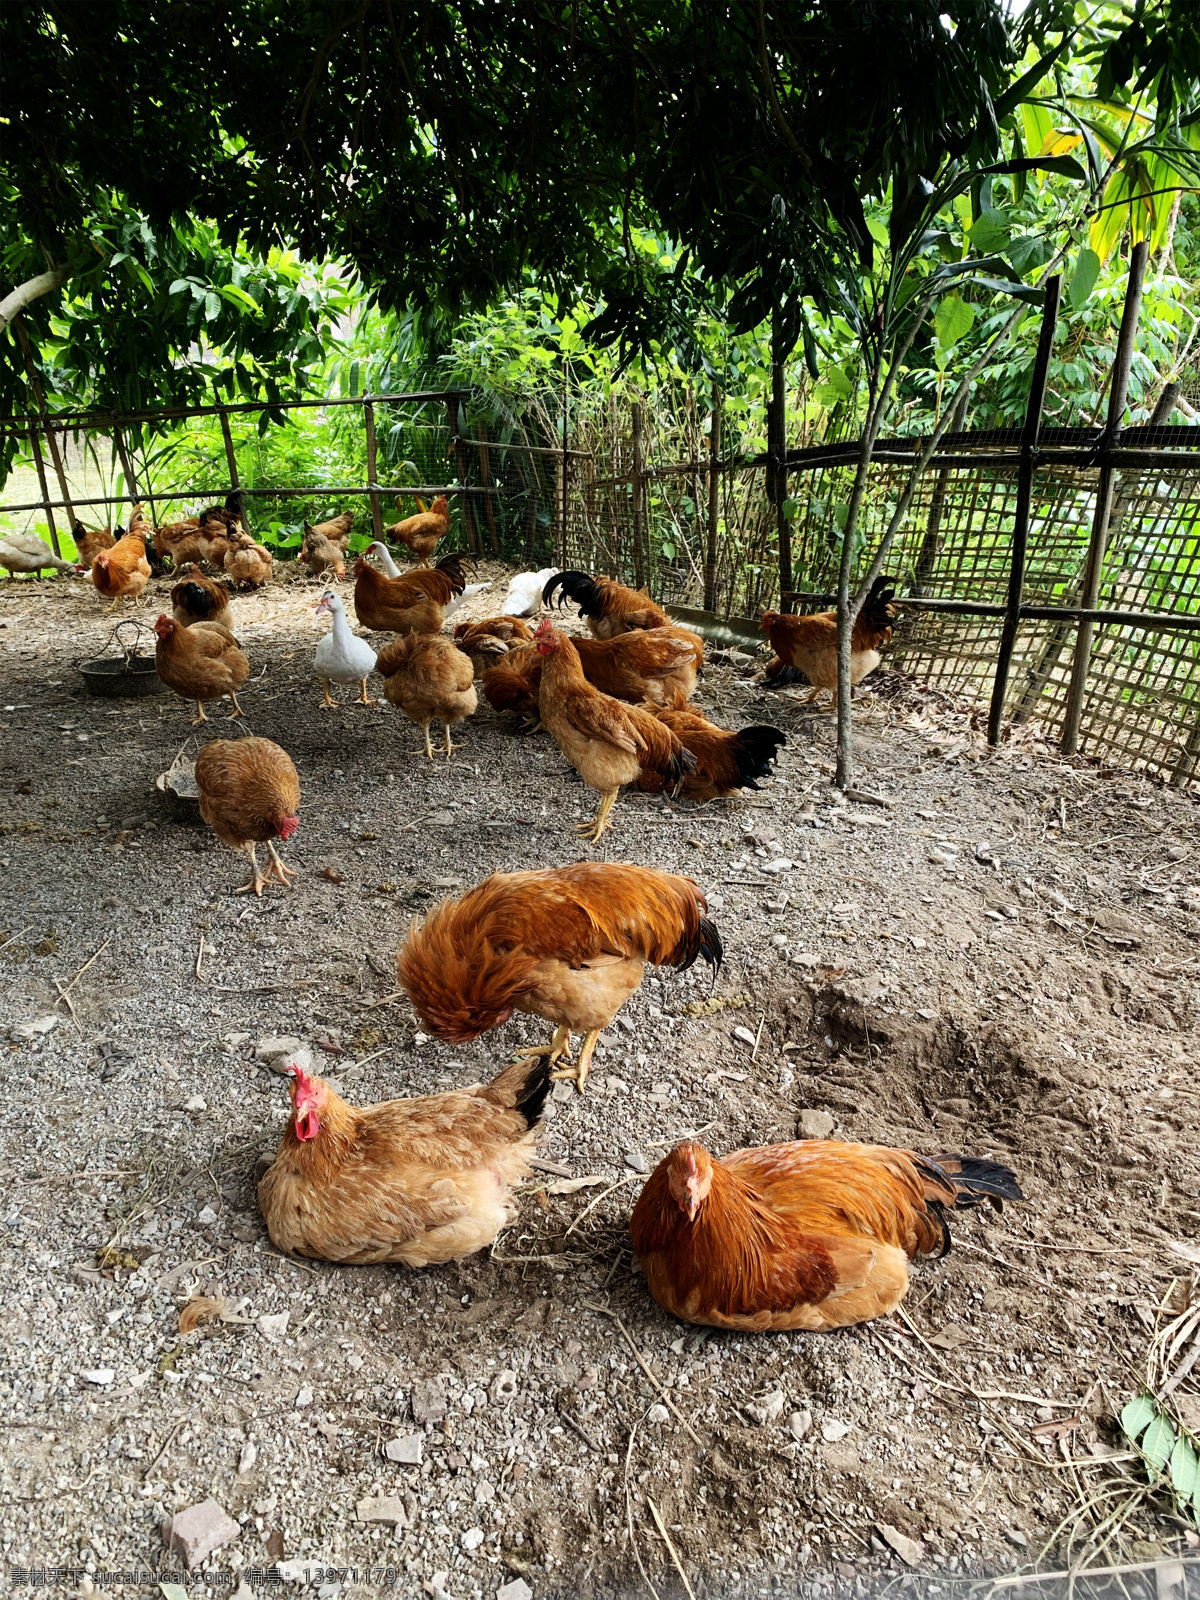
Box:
[22,489,1022,1332]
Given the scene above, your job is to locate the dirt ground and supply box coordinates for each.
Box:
[1,560,1198,1600]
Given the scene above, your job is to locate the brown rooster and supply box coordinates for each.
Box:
[532,621,694,841]
[257,1053,551,1265]
[354,548,469,635]
[377,632,478,758]
[761,576,896,705]
[544,570,669,637]
[194,736,300,896]
[630,1140,1023,1330]
[397,862,722,1092]
[636,708,786,800]
[171,564,232,630]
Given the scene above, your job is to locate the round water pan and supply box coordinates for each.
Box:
[156,756,202,824]
[79,655,164,699]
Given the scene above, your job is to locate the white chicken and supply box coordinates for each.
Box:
[502,567,560,617]
[314,590,378,707]
[0,533,84,579]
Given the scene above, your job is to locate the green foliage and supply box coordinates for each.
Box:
[1122,1391,1200,1526]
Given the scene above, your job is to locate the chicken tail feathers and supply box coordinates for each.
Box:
[731,725,787,788]
[435,551,472,594]
[544,569,600,616]
[931,1154,1025,1209]
[859,573,898,632]
[483,1052,554,1131]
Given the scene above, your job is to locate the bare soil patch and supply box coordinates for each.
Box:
[0,564,1197,1599]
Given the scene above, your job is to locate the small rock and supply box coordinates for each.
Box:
[278,1559,322,1583]
[732,1025,757,1047]
[496,1581,533,1600]
[184,1094,207,1113]
[83,1368,115,1386]
[745,1390,786,1426]
[790,951,819,967]
[238,1439,257,1475]
[490,1370,518,1405]
[1006,1528,1029,1549]
[195,1205,218,1226]
[821,1417,851,1442]
[167,1498,241,1570]
[257,1311,290,1340]
[412,1375,447,1424]
[11,1014,59,1040]
[356,1495,408,1527]
[294,1385,313,1409]
[624,1149,648,1173]
[256,1035,305,1062]
[461,1527,485,1551]
[798,1110,835,1139]
[878,1524,924,1567]
[384,1434,423,1465]
[764,896,789,913]
[770,932,788,948]
[646,1404,670,1425]
[761,857,794,875]
[788,1410,813,1441]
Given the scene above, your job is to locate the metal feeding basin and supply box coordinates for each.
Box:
[156,753,203,824]
[78,619,164,698]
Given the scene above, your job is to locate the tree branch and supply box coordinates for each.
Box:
[0,269,71,335]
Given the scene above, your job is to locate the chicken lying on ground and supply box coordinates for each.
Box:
[532,620,694,840]
[301,522,346,582]
[760,575,897,705]
[171,564,232,630]
[377,632,477,757]
[636,708,786,800]
[224,533,273,588]
[354,548,470,635]
[72,521,116,571]
[398,862,722,1093]
[0,533,83,579]
[91,513,152,612]
[194,736,300,897]
[386,494,450,566]
[544,569,669,637]
[453,615,534,677]
[482,626,703,725]
[153,613,250,723]
[154,515,203,569]
[630,1140,1023,1330]
[257,1052,551,1265]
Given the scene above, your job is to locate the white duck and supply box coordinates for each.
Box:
[0,532,84,579]
[365,540,403,577]
[502,567,560,617]
[444,581,490,621]
[314,590,378,708]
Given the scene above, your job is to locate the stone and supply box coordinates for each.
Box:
[185,1095,207,1112]
[238,1440,257,1475]
[461,1527,485,1551]
[256,1035,304,1063]
[12,1014,59,1040]
[82,1368,115,1386]
[646,1404,670,1425]
[195,1205,218,1226]
[788,1410,813,1441]
[384,1434,424,1465]
[257,1311,290,1339]
[821,1418,851,1442]
[1006,1528,1029,1549]
[798,1110,834,1139]
[490,1370,518,1405]
[761,857,794,875]
[294,1385,313,1409]
[167,1499,241,1570]
[356,1496,408,1527]
[878,1524,925,1568]
[496,1581,533,1600]
[745,1390,786,1426]
[732,1026,757,1046]
[623,1149,648,1173]
[412,1376,447,1424]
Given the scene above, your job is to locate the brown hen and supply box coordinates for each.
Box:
[377,631,478,758]
[194,736,300,896]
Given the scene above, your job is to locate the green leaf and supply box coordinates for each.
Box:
[1170,1434,1199,1501]
[1142,1415,1176,1471]
[660,540,676,560]
[935,294,976,350]
[1121,1394,1157,1441]
[968,213,1011,252]
[826,366,855,399]
[204,290,221,322]
[1022,102,1055,157]
[1069,248,1102,308]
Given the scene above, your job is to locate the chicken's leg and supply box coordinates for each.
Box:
[233,842,271,897]
[423,722,435,760]
[441,723,462,756]
[227,691,246,719]
[551,1028,601,1093]
[321,679,338,709]
[266,840,298,887]
[515,1023,573,1068]
[103,596,122,616]
[575,788,619,842]
[355,678,378,706]
[192,701,209,725]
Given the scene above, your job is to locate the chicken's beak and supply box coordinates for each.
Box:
[686,1199,701,1223]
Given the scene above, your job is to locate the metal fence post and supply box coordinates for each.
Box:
[987,274,1062,746]
[769,356,792,611]
[631,402,646,589]
[703,387,722,613]
[26,424,60,555]
[363,400,385,543]
[1061,241,1149,755]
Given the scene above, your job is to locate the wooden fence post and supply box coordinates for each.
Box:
[769,354,792,611]
[1061,241,1149,755]
[476,422,499,555]
[26,425,60,555]
[218,406,250,535]
[444,396,479,555]
[560,369,570,568]
[987,274,1062,746]
[111,420,140,525]
[631,402,646,589]
[363,400,385,543]
[14,315,72,551]
[704,387,722,612]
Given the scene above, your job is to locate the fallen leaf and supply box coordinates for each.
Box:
[1031,1415,1080,1441]
[320,866,344,884]
[266,1529,285,1561]
[1168,1240,1200,1265]
[928,1323,972,1351]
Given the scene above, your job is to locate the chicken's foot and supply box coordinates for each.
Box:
[422,723,435,760]
[192,701,209,725]
[515,1024,573,1067]
[575,788,619,842]
[227,691,246,719]
[103,597,122,616]
[355,678,379,706]
[266,840,298,887]
[441,724,462,757]
[321,680,339,709]
[233,842,271,897]
[550,1028,600,1093]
